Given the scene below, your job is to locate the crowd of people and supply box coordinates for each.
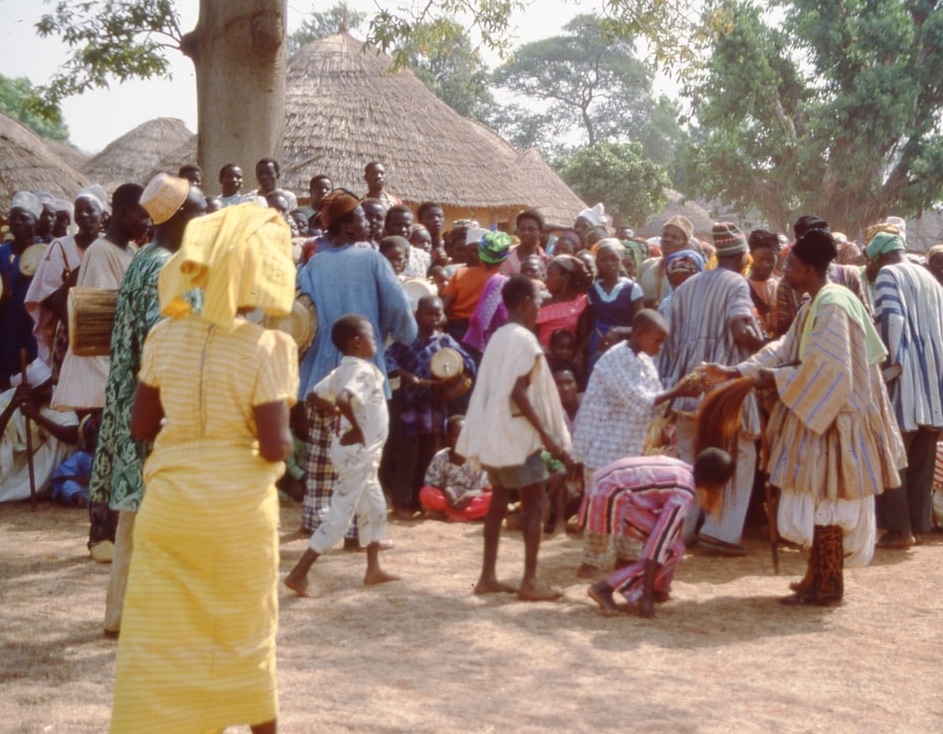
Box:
[2,156,943,732]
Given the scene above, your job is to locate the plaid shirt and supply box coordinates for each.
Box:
[386,333,476,435]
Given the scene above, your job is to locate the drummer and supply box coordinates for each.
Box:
[0,192,44,388]
[386,294,476,520]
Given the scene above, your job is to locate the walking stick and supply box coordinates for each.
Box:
[19,349,38,512]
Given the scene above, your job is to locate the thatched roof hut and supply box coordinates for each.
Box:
[0,112,89,213]
[512,148,587,226]
[83,117,195,190]
[282,33,583,228]
[45,139,90,172]
[641,189,715,241]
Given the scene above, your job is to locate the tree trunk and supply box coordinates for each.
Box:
[181,0,286,189]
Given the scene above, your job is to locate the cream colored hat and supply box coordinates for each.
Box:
[141,173,190,225]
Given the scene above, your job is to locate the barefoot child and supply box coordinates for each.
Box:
[285,315,398,595]
[457,275,575,601]
[419,415,491,522]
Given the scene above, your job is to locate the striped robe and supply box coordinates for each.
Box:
[659,268,761,437]
[738,296,905,566]
[584,457,696,602]
[873,261,943,431]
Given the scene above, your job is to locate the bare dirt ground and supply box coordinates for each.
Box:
[2,498,942,734]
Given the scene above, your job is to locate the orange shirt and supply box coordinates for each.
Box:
[443,265,493,320]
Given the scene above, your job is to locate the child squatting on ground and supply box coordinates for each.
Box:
[456,275,576,601]
[285,314,398,595]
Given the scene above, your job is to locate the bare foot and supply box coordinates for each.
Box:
[283,573,309,597]
[588,582,623,616]
[473,577,517,594]
[576,563,605,580]
[517,578,563,602]
[364,569,400,586]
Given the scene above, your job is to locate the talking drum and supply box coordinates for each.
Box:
[262,294,317,355]
[18,243,48,277]
[430,347,472,399]
[68,287,119,357]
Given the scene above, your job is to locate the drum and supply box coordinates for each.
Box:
[402,277,437,311]
[18,243,48,276]
[430,347,464,380]
[262,294,317,354]
[68,287,118,357]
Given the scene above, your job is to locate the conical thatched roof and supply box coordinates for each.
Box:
[513,148,587,225]
[0,112,89,213]
[282,33,582,224]
[83,117,195,189]
[45,139,90,172]
[147,135,198,182]
[641,189,714,240]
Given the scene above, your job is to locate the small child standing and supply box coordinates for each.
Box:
[457,275,575,601]
[285,315,397,595]
[419,415,491,522]
[386,294,476,519]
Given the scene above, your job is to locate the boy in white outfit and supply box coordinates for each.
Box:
[285,314,397,595]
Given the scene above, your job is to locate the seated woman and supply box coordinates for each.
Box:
[419,415,491,522]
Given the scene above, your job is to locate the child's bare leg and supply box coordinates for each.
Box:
[251,718,277,734]
[284,549,318,597]
[517,483,562,601]
[474,485,515,593]
[363,542,400,585]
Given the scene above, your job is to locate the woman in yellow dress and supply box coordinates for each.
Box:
[110,204,299,734]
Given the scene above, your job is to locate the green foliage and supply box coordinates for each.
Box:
[684,0,943,233]
[0,75,70,142]
[35,0,183,116]
[555,141,670,227]
[287,2,368,54]
[490,15,652,149]
[399,19,496,121]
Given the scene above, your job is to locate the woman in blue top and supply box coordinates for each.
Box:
[586,239,644,369]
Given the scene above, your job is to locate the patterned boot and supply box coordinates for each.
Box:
[810,524,843,605]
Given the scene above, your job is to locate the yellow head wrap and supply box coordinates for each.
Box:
[158,203,295,328]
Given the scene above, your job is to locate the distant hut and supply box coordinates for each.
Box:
[83,117,195,190]
[641,190,715,242]
[282,33,581,229]
[0,112,88,214]
[512,148,587,227]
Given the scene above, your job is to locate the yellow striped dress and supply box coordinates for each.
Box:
[110,316,297,733]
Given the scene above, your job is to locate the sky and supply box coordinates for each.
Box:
[0,0,584,154]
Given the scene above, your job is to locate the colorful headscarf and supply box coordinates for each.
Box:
[478,230,512,264]
[865,231,906,260]
[665,248,705,276]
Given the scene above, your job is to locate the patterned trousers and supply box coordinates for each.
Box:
[301,404,357,540]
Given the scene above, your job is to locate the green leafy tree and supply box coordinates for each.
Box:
[287,2,367,54]
[32,0,705,180]
[400,20,495,121]
[684,0,943,235]
[491,15,654,150]
[0,75,69,142]
[555,141,670,228]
